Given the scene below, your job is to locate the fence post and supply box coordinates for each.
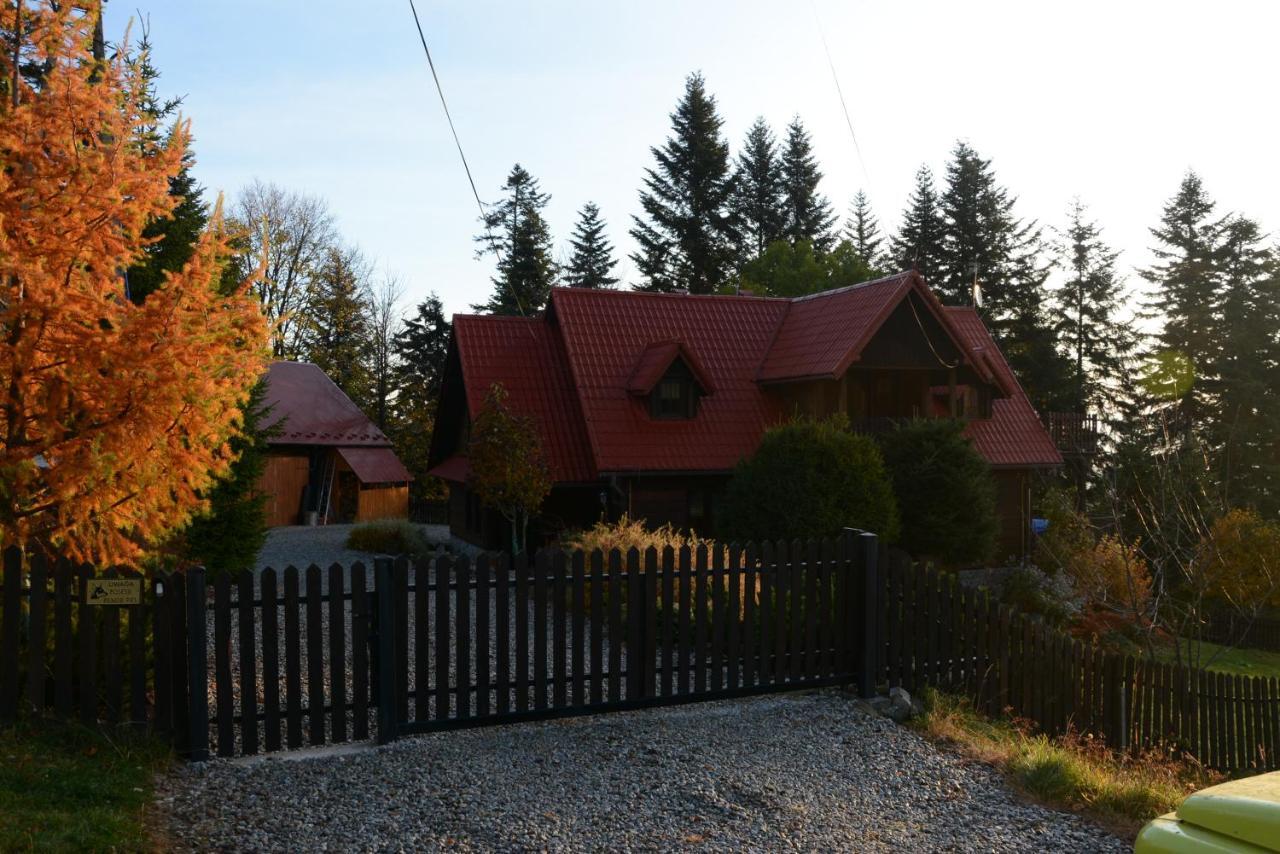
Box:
[374,557,398,745]
[185,566,209,761]
[1106,654,1128,753]
[847,530,879,699]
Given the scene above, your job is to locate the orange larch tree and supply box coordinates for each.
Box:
[0,3,269,567]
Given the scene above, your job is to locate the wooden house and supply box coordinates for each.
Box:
[427,271,1067,558]
[258,361,412,527]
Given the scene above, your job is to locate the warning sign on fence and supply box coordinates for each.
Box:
[84,578,142,606]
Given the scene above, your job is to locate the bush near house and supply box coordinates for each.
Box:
[346,520,433,557]
[563,514,712,556]
[879,418,998,566]
[718,416,899,544]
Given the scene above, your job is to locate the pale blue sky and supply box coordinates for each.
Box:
[105,1,1280,317]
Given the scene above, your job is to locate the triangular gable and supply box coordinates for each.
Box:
[626,340,716,396]
[757,271,998,387]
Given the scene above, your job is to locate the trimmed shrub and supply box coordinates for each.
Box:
[1193,508,1280,608]
[345,520,431,556]
[879,418,997,566]
[718,415,899,544]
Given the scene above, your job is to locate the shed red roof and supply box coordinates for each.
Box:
[439,275,1060,481]
[337,447,413,484]
[261,361,390,446]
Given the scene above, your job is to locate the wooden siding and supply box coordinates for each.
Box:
[993,468,1031,561]
[260,454,310,527]
[357,485,409,522]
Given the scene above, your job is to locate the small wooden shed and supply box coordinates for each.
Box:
[257,361,413,527]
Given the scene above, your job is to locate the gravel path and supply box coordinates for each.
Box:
[253,523,463,572]
[157,692,1127,852]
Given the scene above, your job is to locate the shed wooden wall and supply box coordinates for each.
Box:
[357,485,409,522]
[260,454,310,527]
[994,468,1031,562]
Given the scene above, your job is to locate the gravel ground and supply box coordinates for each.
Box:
[253,523,463,572]
[157,691,1127,853]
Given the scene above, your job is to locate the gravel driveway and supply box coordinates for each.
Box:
[156,692,1127,852]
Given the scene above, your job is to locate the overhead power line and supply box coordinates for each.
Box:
[810,0,872,192]
[406,0,527,318]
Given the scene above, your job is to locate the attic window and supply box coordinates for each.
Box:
[651,361,699,419]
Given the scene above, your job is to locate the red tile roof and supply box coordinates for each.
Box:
[337,447,413,484]
[453,315,597,483]
[442,277,1061,481]
[626,340,716,395]
[262,361,391,446]
[947,307,1063,468]
[427,453,470,483]
[550,288,790,473]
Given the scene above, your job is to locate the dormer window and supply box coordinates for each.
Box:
[627,339,715,421]
[652,364,699,419]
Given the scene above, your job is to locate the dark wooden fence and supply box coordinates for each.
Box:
[0,547,197,751]
[191,532,878,757]
[5,535,1280,773]
[878,548,1280,773]
[1203,610,1280,653]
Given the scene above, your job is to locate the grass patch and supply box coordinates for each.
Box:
[0,719,171,852]
[912,689,1215,838]
[346,520,432,557]
[1151,637,1280,678]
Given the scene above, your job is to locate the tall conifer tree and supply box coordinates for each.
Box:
[1052,200,1141,420]
[780,116,836,253]
[730,117,785,259]
[844,190,883,272]
[304,245,374,407]
[1140,172,1225,435]
[630,73,737,293]
[890,166,945,280]
[564,202,619,288]
[474,164,557,314]
[393,294,451,499]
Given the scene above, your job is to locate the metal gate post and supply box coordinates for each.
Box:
[185,566,209,761]
[374,557,398,745]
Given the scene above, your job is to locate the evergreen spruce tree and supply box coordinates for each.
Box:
[473,164,558,313]
[729,117,785,259]
[844,190,884,272]
[935,142,1073,410]
[122,29,209,305]
[630,73,737,293]
[303,245,375,407]
[889,166,945,280]
[779,116,836,253]
[1140,172,1226,436]
[392,293,451,500]
[564,202,619,288]
[176,380,275,574]
[1052,199,1141,420]
[1211,217,1280,514]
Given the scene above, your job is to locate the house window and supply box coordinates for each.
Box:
[650,362,699,419]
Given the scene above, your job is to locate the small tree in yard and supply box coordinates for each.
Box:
[879,419,997,566]
[468,384,551,553]
[719,416,899,543]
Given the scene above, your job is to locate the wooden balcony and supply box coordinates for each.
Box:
[1043,412,1100,456]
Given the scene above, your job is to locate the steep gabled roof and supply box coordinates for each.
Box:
[758,271,995,385]
[437,276,1061,480]
[452,314,597,483]
[261,361,390,446]
[948,307,1063,468]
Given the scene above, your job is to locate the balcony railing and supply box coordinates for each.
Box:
[1043,412,1100,455]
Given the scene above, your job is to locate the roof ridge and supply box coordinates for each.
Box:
[787,270,913,303]
[549,286,788,304]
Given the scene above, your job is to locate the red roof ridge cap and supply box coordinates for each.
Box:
[787,270,913,303]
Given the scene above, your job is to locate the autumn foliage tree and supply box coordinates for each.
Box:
[467,383,551,554]
[0,4,268,567]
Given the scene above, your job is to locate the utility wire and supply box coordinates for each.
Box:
[810,0,872,192]
[406,0,527,317]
